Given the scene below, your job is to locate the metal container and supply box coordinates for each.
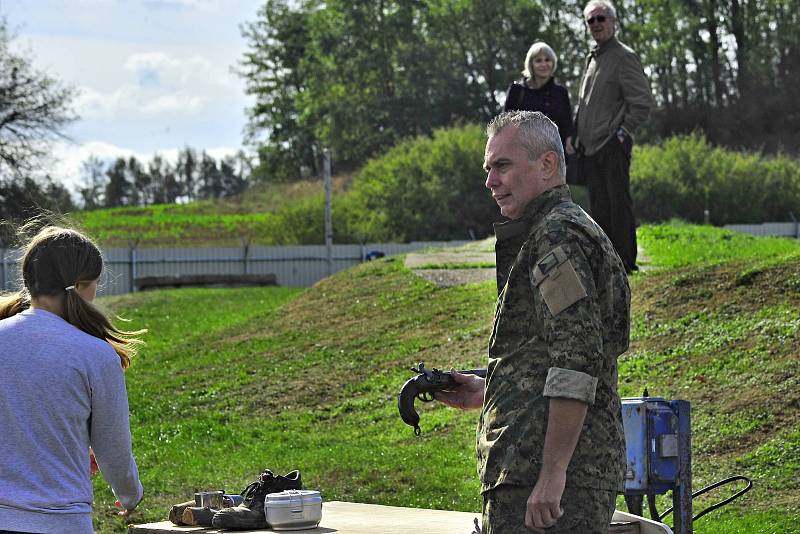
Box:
[194,490,224,509]
[264,490,322,530]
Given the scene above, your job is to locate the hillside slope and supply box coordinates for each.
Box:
[94,227,800,533]
[73,176,352,246]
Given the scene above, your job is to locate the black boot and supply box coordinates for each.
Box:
[212,469,302,530]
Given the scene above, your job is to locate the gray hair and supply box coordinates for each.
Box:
[583,0,617,20]
[486,111,566,180]
[522,42,558,79]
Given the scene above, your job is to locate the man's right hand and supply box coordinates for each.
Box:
[525,467,566,532]
[433,369,485,410]
[565,136,576,155]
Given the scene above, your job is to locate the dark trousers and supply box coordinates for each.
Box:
[581,138,637,271]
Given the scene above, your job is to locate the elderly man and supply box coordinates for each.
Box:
[437,111,630,533]
[573,0,652,273]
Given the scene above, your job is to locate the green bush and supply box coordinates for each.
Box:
[266,192,368,245]
[632,134,800,225]
[342,125,496,241]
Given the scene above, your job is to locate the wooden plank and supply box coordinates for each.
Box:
[610,522,641,534]
[612,510,674,534]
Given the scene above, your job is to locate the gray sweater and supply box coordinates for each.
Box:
[0,308,143,534]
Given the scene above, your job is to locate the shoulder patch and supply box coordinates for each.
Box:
[532,245,588,316]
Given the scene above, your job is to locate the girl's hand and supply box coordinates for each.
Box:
[89,448,99,475]
[115,500,134,518]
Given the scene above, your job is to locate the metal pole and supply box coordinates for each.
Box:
[243,238,251,275]
[324,148,333,276]
[0,248,6,291]
[673,400,693,534]
[130,246,138,293]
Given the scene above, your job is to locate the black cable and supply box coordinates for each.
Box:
[657,475,753,523]
[647,493,659,522]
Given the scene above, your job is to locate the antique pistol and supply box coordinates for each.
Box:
[398,362,487,435]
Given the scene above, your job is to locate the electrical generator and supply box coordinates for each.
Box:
[621,397,693,533]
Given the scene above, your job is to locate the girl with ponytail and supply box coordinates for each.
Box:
[0,225,144,534]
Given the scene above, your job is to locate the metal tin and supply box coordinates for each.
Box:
[264,490,322,531]
[194,490,224,509]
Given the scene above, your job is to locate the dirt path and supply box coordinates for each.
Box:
[405,240,653,288]
[405,247,496,287]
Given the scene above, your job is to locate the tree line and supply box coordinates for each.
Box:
[1,148,252,235]
[0,16,253,221]
[77,149,252,210]
[239,0,800,181]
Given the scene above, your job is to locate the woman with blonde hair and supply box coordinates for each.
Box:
[0,224,144,534]
[503,41,574,152]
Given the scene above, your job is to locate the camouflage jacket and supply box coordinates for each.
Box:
[477,185,630,493]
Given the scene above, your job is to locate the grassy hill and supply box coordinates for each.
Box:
[73,176,352,247]
[91,223,800,533]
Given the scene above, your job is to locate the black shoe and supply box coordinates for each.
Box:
[212,469,302,530]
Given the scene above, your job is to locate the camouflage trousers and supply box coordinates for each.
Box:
[482,483,616,534]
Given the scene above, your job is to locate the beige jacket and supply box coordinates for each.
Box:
[575,36,653,156]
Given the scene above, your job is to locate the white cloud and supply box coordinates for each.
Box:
[74,51,234,120]
[4,0,261,161]
[142,93,209,114]
[143,0,233,11]
[124,52,215,85]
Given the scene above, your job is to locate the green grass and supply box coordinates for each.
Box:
[87,224,799,533]
[638,221,800,269]
[73,177,351,246]
[74,205,280,245]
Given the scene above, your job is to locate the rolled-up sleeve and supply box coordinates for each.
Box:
[531,234,604,405]
[544,367,598,403]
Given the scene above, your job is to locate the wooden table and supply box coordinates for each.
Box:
[129,501,478,534]
[129,501,671,534]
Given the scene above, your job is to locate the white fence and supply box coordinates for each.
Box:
[724,221,800,239]
[0,241,468,296]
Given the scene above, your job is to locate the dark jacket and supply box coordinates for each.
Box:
[503,77,574,148]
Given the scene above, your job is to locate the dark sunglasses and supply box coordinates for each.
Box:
[586,15,607,24]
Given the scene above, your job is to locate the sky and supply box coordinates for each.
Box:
[2,0,264,192]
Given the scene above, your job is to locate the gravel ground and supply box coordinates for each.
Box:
[405,250,496,287]
[412,268,495,287]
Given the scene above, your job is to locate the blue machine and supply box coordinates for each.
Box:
[621,397,693,533]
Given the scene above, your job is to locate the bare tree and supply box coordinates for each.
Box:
[0,18,77,175]
[77,155,106,209]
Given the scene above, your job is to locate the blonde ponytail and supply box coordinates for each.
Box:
[0,290,30,320]
[63,290,144,369]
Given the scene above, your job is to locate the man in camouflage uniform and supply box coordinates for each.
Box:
[436,111,630,533]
